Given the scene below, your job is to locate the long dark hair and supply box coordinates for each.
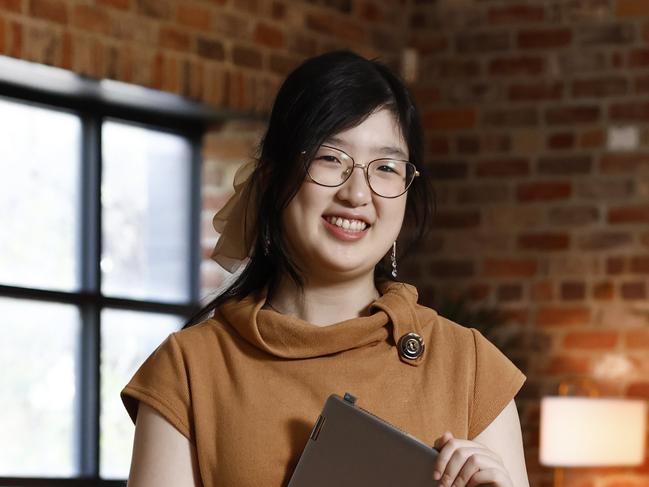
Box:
[184,50,434,328]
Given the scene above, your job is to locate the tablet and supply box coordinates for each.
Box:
[287,393,439,487]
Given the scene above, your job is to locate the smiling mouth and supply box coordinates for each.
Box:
[324,216,369,232]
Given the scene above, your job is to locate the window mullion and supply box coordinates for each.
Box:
[188,133,202,305]
[76,113,102,477]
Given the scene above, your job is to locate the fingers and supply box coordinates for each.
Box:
[432,432,506,487]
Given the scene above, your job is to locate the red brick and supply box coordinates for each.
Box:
[456,136,479,154]
[427,137,449,155]
[135,0,171,19]
[627,382,649,399]
[455,31,510,53]
[625,329,649,348]
[29,0,68,24]
[564,331,618,349]
[517,182,572,202]
[634,74,649,93]
[71,5,110,34]
[608,205,649,223]
[0,0,21,12]
[560,281,586,300]
[630,255,649,273]
[488,56,545,76]
[607,257,625,274]
[435,59,481,78]
[642,231,649,247]
[10,21,22,57]
[545,106,600,125]
[547,132,575,150]
[429,260,474,278]
[483,108,538,127]
[628,48,649,67]
[159,26,191,52]
[531,280,553,301]
[97,0,131,9]
[483,258,538,278]
[497,283,523,302]
[358,1,382,22]
[518,28,572,49]
[0,17,4,54]
[269,53,299,76]
[537,155,591,175]
[433,210,480,229]
[488,5,545,24]
[600,153,649,173]
[196,37,225,61]
[519,233,570,251]
[617,0,649,17]
[537,307,590,327]
[475,158,530,177]
[412,85,440,104]
[254,21,284,48]
[177,3,212,30]
[231,44,262,69]
[579,129,605,148]
[305,12,366,44]
[549,206,599,226]
[610,101,649,121]
[577,231,632,250]
[423,108,477,131]
[428,162,467,180]
[509,82,563,101]
[572,77,629,97]
[621,281,647,299]
[545,356,591,375]
[592,281,614,300]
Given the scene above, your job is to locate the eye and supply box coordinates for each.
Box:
[375,161,403,175]
[314,154,343,165]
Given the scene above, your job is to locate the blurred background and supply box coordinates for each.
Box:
[1,0,648,486]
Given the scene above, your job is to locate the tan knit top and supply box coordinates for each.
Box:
[121,282,525,487]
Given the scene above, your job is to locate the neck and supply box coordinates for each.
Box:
[267,273,380,327]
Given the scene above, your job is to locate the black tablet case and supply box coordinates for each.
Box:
[287,393,439,487]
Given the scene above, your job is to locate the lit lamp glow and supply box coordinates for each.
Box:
[540,396,647,487]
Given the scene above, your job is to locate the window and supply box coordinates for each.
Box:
[0,56,217,486]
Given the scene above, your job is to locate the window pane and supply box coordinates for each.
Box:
[0,298,80,476]
[0,97,81,291]
[100,308,182,479]
[101,121,192,303]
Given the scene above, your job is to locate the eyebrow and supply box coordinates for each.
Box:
[323,136,408,160]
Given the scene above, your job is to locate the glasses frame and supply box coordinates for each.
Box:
[303,144,420,199]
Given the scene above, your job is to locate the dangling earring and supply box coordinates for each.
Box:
[391,241,397,279]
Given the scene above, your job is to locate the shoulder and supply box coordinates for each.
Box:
[414,302,478,345]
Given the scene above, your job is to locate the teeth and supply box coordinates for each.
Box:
[326,216,367,232]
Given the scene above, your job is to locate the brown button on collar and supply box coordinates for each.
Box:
[398,332,424,360]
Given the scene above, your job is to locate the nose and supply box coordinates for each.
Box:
[336,164,371,207]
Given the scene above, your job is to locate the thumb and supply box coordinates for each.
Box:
[433,431,454,450]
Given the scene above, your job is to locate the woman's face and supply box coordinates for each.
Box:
[282,108,409,282]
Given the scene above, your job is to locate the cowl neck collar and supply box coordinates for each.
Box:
[217,281,423,361]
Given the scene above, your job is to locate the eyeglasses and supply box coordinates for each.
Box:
[304,145,419,198]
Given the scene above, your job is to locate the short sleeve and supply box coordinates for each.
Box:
[121,332,193,440]
[468,328,526,439]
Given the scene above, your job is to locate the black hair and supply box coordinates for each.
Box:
[183,50,434,328]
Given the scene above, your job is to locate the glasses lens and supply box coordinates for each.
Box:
[306,146,353,186]
[368,160,416,197]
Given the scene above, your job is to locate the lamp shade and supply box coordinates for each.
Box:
[540,397,647,467]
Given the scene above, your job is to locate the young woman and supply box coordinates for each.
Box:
[122,51,530,487]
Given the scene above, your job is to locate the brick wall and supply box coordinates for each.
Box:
[405,1,649,486]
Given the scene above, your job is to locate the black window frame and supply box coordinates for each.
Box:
[0,56,230,487]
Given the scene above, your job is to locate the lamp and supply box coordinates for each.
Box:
[540,381,647,487]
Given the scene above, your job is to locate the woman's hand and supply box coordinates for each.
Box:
[432,431,513,487]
